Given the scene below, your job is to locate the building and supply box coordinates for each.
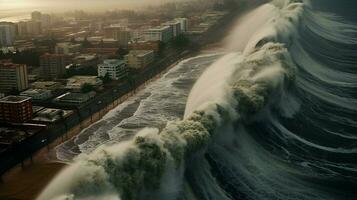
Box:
[143,26,173,43]
[175,18,189,33]
[0,22,16,47]
[26,20,42,35]
[31,81,63,90]
[40,53,71,80]
[73,54,99,69]
[128,41,160,53]
[65,76,103,92]
[115,30,131,47]
[55,42,81,55]
[31,11,42,21]
[0,60,28,93]
[125,50,155,69]
[54,92,96,105]
[0,96,33,123]
[33,108,65,123]
[20,89,52,101]
[162,20,182,37]
[98,59,127,80]
[104,25,125,39]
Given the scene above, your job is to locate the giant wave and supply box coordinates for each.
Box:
[37,0,357,199]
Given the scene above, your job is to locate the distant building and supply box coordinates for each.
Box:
[125,50,155,70]
[0,22,16,47]
[82,48,117,59]
[98,59,127,80]
[65,76,103,92]
[26,20,42,35]
[0,60,28,93]
[54,92,96,105]
[175,18,189,32]
[104,25,125,39]
[162,20,182,37]
[55,42,81,55]
[128,41,160,53]
[0,96,33,123]
[31,11,42,21]
[31,81,63,91]
[73,54,99,69]
[20,89,52,101]
[143,26,173,42]
[40,53,71,80]
[17,21,28,36]
[115,30,131,47]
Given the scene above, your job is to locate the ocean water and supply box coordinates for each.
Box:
[39,0,357,199]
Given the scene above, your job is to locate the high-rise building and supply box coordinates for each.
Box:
[115,30,131,47]
[175,18,189,32]
[40,54,70,80]
[143,26,173,43]
[124,50,155,69]
[98,59,127,80]
[17,21,28,36]
[0,96,33,123]
[0,22,16,47]
[0,60,28,93]
[31,11,42,21]
[26,20,42,35]
[162,20,182,37]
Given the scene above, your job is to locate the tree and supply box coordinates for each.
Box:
[81,83,94,93]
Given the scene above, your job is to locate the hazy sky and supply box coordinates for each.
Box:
[0,0,182,12]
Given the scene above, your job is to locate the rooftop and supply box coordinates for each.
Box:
[0,96,31,104]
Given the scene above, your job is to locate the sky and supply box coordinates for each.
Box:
[0,0,183,13]
[0,0,185,20]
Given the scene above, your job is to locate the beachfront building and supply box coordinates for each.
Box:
[0,96,33,123]
[125,50,155,70]
[98,59,127,80]
[162,20,182,37]
[0,60,28,93]
[175,18,189,32]
[143,26,173,43]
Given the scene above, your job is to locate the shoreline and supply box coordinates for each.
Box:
[0,7,246,200]
[0,50,203,200]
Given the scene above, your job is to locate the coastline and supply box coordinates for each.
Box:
[0,6,248,200]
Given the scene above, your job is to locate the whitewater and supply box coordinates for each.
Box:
[38,0,357,199]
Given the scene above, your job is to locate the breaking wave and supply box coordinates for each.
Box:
[38,0,357,199]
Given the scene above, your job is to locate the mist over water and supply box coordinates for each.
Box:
[38,0,357,199]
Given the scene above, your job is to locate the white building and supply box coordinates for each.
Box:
[143,26,173,43]
[0,23,16,47]
[125,50,155,69]
[162,20,182,37]
[175,18,189,32]
[98,59,127,80]
[20,89,52,101]
[65,76,103,92]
